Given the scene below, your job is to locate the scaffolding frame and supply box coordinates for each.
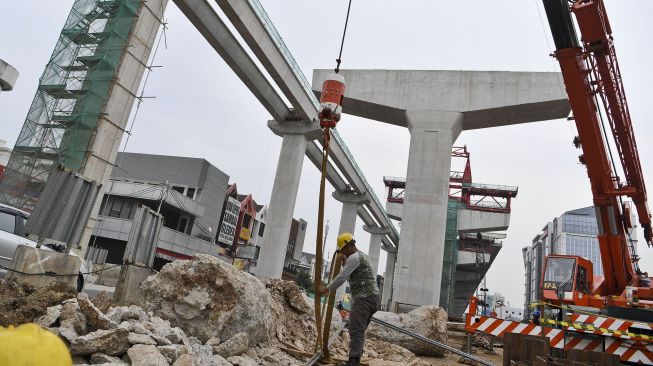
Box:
[0,0,140,211]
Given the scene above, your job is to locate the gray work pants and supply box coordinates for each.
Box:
[348,293,380,358]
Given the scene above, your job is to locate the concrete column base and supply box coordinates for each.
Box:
[7,245,82,290]
[113,264,156,306]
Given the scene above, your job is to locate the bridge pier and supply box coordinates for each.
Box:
[256,120,319,279]
[363,224,391,276]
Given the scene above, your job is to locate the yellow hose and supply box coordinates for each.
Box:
[313,129,331,351]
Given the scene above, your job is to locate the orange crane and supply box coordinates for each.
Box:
[540,0,653,315]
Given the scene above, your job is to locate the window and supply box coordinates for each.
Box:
[258,223,265,237]
[172,186,185,194]
[0,211,16,234]
[109,197,124,218]
[242,215,251,228]
[186,187,196,199]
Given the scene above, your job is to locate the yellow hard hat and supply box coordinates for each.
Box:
[336,232,355,251]
[0,323,72,366]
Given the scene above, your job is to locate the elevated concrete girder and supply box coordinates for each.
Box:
[313,69,570,309]
[457,208,511,233]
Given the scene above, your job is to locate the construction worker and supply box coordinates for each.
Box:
[318,233,380,366]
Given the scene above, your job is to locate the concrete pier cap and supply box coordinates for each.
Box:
[313,69,571,310]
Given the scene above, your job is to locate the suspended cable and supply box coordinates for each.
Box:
[334,0,353,73]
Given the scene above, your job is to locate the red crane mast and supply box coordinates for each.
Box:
[542,0,652,302]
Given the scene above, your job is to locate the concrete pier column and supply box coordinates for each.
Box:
[393,111,463,311]
[332,190,369,236]
[257,121,320,279]
[382,251,396,309]
[332,189,369,300]
[363,225,391,275]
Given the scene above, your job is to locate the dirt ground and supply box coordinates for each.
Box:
[418,347,503,366]
[0,279,76,327]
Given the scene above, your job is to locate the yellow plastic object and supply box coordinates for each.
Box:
[0,323,73,366]
[336,232,354,251]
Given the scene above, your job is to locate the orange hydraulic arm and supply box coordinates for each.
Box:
[542,0,651,296]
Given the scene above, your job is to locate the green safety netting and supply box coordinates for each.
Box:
[439,199,462,312]
[0,0,140,211]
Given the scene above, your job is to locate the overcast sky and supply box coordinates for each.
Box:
[1,1,652,308]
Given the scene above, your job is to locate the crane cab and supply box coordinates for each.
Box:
[541,255,593,307]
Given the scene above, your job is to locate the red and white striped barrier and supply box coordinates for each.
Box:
[466,315,653,364]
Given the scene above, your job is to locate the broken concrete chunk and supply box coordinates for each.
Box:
[171,354,193,366]
[227,355,258,366]
[78,293,117,331]
[61,298,87,334]
[213,332,248,359]
[58,321,80,343]
[106,305,148,323]
[190,343,217,366]
[167,326,186,344]
[70,328,130,356]
[35,304,62,328]
[367,305,448,357]
[128,332,157,345]
[89,353,125,364]
[152,333,173,346]
[141,254,273,344]
[174,286,211,320]
[205,336,221,352]
[127,344,169,366]
[157,344,189,364]
[213,354,231,366]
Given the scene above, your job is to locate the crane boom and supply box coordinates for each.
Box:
[542,0,651,298]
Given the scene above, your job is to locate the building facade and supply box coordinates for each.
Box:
[522,206,638,320]
[90,152,230,267]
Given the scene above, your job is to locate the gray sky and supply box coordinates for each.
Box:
[1,1,652,308]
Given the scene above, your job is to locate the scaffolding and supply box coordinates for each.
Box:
[0,0,140,211]
[439,199,462,313]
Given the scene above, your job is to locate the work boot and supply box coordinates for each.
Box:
[338,357,360,366]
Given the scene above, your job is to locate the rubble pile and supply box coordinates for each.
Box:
[0,279,76,327]
[8,255,448,365]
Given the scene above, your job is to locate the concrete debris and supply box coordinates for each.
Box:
[226,355,258,366]
[213,332,248,358]
[107,305,148,323]
[90,353,126,364]
[127,344,169,366]
[78,293,117,331]
[367,306,448,357]
[128,332,158,345]
[90,291,115,313]
[71,328,131,356]
[35,303,62,327]
[0,279,76,327]
[141,254,274,345]
[12,255,450,365]
[157,344,189,364]
[61,298,88,334]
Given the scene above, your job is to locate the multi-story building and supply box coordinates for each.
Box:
[522,205,638,320]
[90,152,230,268]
